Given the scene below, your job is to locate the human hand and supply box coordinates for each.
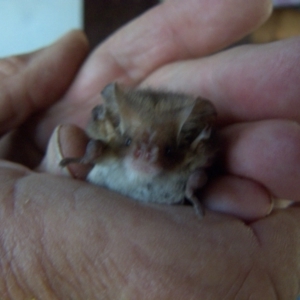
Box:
[1,0,300,299]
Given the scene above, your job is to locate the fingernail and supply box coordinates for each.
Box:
[53,30,89,47]
[37,125,72,176]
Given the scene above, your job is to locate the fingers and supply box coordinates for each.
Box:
[33,0,271,149]
[203,176,272,222]
[46,124,273,221]
[43,120,299,221]
[142,37,300,124]
[0,30,88,136]
[0,160,299,299]
[62,0,272,105]
[222,119,300,201]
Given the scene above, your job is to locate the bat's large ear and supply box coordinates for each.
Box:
[101,82,123,102]
[86,83,124,140]
[100,82,126,127]
[101,82,125,110]
[179,98,216,145]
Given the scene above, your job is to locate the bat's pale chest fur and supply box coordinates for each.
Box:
[87,159,188,204]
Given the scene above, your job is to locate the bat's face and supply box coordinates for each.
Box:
[120,124,185,177]
[86,83,217,177]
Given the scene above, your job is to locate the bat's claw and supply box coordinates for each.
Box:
[60,157,83,167]
[185,169,207,219]
[59,139,105,168]
[186,194,205,219]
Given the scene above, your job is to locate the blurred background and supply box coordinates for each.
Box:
[0,0,299,56]
[0,0,82,57]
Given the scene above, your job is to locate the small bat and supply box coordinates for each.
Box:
[60,83,217,217]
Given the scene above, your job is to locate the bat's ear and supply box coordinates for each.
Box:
[190,125,212,150]
[91,104,106,121]
[191,97,216,121]
[101,82,124,104]
[99,82,126,129]
[179,98,216,144]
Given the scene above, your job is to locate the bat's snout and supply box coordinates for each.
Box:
[124,143,161,176]
[133,144,159,163]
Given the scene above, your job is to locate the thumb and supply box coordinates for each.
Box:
[0,30,88,135]
[37,124,91,179]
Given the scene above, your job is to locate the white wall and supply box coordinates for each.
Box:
[0,0,83,57]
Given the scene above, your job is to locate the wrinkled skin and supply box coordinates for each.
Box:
[1,0,300,299]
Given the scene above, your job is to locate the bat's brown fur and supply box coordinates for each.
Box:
[61,83,218,217]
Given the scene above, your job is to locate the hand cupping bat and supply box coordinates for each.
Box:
[60,83,218,217]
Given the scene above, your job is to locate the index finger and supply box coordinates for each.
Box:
[34,0,272,149]
[142,36,300,125]
[63,0,272,105]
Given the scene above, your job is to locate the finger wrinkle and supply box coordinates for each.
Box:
[103,15,188,85]
[160,0,272,57]
[158,1,204,59]
[233,264,280,299]
[0,177,52,298]
[103,49,143,85]
[249,210,300,298]
[73,20,188,96]
[0,56,28,79]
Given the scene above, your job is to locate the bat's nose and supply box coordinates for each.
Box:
[134,144,158,163]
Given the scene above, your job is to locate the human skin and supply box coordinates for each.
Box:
[1,0,300,299]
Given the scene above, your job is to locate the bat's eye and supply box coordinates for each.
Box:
[165,146,173,156]
[125,138,132,146]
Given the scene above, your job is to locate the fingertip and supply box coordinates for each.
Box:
[203,176,273,222]
[51,30,89,57]
[254,0,273,28]
[38,125,91,179]
[60,29,89,46]
[222,120,300,201]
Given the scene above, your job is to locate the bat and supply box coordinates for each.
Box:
[60,83,217,217]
